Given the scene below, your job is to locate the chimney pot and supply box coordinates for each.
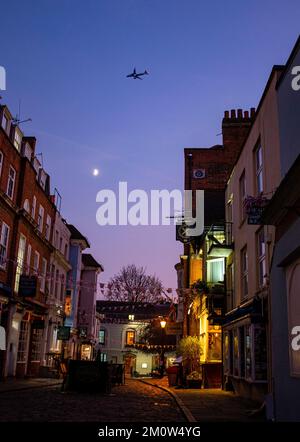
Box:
[230,109,236,118]
[244,110,249,118]
[224,110,229,118]
[250,107,256,117]
[237,109,243,118]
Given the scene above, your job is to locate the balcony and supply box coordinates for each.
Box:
[207,222,233,258]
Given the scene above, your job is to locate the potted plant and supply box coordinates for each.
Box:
[186,371,202,388]
[177,336,203,388]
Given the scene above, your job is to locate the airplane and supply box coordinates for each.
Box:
[126,67,149,80]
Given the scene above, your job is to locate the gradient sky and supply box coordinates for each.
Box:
[0,0,299,291]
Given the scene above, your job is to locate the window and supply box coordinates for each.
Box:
[0,222,10,269]
[227,263,235,310]
[239,171,246,222]
[14,129,22,152]
[99,329,106,344]
[26,244,32,274]
[241,247,248,298]
[128,314,135,321]
[245,325,252,379]
[6,166,16,199]
[50,264,55,296]
[14,235,26,293]
[233,329,239,376]
[17,320,29,362]
[31,197,37,221]
[23,199,30,213]
[239,327,245,378]
[60,274,65,301]
[255,144,263,195]
[100,353,107,362]
[126,330,135,345]
[64,243,68,259]
[55,269,59,299]
[257,228,266,288]
[37,205,44,233]
[33,251,40,274]
[207,258,225,283]
[59,237,63,252]
[54,230,59,249]
[40,258,47,293]
[30,328,43,361]
[0,151,3,177]
[1,114,9,132]
[45,215,51,241]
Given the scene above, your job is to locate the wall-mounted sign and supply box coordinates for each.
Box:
[176,222,194,244]
[18,275,37,297]
[57,326,71,341]
[193,169,206,179]
[244,196,269,225]
[166,322,183,335]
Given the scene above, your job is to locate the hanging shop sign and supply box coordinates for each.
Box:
[165,322,183,335]
[57,326,71,341]
[18,275,37,297]
[244,196,269,225]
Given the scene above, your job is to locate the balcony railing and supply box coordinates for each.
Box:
[207,222,233,258]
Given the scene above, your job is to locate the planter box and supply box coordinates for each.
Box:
[187,379,202,389]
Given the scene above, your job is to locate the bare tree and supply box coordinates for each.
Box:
[105,264,167,303]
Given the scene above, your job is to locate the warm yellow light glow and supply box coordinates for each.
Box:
[160,319,166,328]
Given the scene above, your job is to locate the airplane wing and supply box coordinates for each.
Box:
[136,75,143,80]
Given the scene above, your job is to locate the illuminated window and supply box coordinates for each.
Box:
[128,314,135,321]
[126,330,135,345]
[141,363,148,369]
[99,329,106,344]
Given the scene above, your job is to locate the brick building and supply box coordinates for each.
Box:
[176,109,254,387]
[0,101,60,377]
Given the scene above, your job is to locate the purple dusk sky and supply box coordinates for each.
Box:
[0,0,299,290]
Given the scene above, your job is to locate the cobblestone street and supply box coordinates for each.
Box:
[0,378,185,422]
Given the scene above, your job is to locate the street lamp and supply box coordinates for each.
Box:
[159,318,167,377]
[160,319,166,329]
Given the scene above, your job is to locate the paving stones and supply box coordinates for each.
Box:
[0,378,185,422]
